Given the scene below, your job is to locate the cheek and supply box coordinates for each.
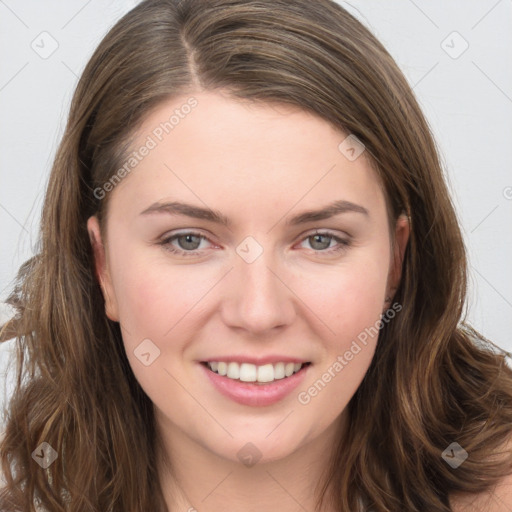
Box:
[292,249,389,408]
[108,258,209,397]
[295,260,387,425]
[295,251,389,342]
[112,260,204,340]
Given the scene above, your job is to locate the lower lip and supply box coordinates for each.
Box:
[200,363,310,407]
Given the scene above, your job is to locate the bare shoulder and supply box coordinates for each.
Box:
[450,436,512,511]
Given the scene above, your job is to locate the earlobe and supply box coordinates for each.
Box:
[87,216,119,322]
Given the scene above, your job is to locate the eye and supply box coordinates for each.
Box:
[298,231,350,254]
[159,231,214,256]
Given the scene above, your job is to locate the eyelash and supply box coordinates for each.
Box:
[158,230,351,257]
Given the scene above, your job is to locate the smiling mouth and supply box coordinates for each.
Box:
[201,361,312,384]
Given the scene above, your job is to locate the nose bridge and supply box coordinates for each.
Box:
[221,237,295,332]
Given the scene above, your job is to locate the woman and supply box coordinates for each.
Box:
[1,0,511,510]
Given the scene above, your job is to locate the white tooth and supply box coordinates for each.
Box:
[239,363,257,382]
[217,362,227,376]
[284,362,294,377]
[257,364,274,383]
[273,362,285,379]
[227,362,240,379]
[215,361,303,381]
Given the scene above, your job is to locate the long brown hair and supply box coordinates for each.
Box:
[1,1,511,510]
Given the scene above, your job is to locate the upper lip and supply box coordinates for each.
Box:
[200,356,310,365]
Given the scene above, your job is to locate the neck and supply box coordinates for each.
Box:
[155,410,346,512]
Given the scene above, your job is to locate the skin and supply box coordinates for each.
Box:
[88,90,410,511]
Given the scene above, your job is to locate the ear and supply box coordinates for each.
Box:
[385,213,410,307]
[87,216,119,322]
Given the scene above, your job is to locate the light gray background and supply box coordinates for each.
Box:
[1,1,511,418]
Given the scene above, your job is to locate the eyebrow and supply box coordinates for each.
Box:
[139,199,369,227]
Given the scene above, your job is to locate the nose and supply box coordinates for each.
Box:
[220,250,296,335]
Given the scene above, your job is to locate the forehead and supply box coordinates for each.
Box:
[105,91,387,226]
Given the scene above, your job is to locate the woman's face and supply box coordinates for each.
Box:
[88,91,408,465]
